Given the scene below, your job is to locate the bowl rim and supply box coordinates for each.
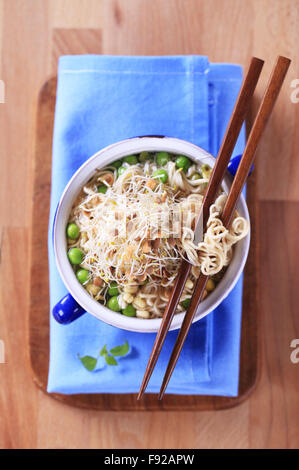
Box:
[53,136,250,333]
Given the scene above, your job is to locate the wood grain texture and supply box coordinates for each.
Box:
[0,228,39,449]
[28,75,260,411]
[0,0,50,227]
[0,0,298,449]
[52,28,102,72]
[0,0,3,73]
[102,0,299,201]
[249,201,299,448]
[51,0,103,28]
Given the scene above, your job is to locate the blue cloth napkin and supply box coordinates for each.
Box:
[47,55,245,395]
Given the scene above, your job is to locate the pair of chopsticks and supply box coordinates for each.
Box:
[138,55,291,400]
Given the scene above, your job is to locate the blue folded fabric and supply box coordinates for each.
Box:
[47,55,245,395]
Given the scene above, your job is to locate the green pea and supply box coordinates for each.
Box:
[111,159,122,169]
[152,169,168,183]
[107,295,121,312]
[181,298,191,310]
[108,281,119,296]
[97,185,107,194]
[175,155,191,172]
[76,269,90,284]
[139,151,151,163]
[191,172,202,181]
[156,151,170,166]
[66,223,80,240]
[201,163,212,178]
[123,155,138,165]
[68,248,84,265]
[122,305,136,317]
[117,166,127,177]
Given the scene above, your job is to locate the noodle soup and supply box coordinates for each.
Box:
[66,151,249,319]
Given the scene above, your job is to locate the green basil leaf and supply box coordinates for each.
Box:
[99,344,108,356]
[77,354,97,371]
[105,354,118,366]
[110,340,129,357]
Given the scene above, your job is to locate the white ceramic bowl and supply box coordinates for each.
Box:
[53,137,250,333]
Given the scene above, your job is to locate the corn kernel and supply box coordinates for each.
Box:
[136,310,150,319]
[185,279,194,290]
[133,296,146,309]
[124,285,139,294]
[86,283,100,296]
[206,279,215,292]
[123,293,134,304]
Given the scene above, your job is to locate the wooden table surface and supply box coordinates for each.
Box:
[0,0,298,449]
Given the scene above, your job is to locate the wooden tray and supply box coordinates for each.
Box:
[27,76,261,411]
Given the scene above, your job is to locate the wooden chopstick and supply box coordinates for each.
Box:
[158,55,291,399]
[137,57,264,400]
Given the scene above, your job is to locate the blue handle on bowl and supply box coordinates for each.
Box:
[228,154,254,177]
[52,294,86,324]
